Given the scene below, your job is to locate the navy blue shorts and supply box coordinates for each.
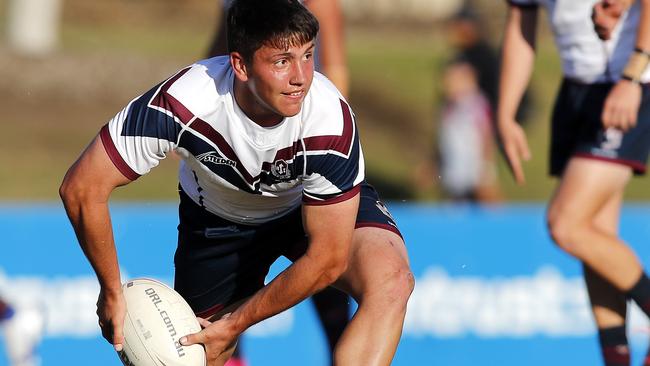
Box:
[550,78,650,176]
[173,182,401,317]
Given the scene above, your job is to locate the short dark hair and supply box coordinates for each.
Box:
[227,0,319,62]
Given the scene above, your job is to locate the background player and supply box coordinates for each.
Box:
[59,0,414,365]
[498,1,650,365]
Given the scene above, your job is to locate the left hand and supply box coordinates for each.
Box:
[592,0,627,40]
[602,79,642,131]
[180,314,240,366]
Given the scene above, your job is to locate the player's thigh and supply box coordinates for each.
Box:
[548,157,631,225]
[335,227,411,301]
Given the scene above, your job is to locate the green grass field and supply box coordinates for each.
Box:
[1,1,648,202]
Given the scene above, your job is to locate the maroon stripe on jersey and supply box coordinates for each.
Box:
[302,99,354,155]
[189,118,256,184]
[99,124,141,181]
[303,184,360,205]
[150,67,194,125]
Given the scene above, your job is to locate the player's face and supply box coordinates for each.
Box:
[234,40,315,126]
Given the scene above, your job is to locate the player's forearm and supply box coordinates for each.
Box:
[60,183,122,292]
[638,0,650,51]
[497,6,538,124]
[229,246,346,333]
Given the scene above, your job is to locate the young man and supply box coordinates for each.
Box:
[59,1,414,365]
[207,2,350,365]
[498,1,650,365]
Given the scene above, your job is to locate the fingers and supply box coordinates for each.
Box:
[591,0,624,40]
[197,317,213,328]
[113,318,124,351]
[504,144,526,185]
[500,124,530,185]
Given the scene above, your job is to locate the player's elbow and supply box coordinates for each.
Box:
[317,253,349,287]
[59,171,97,209]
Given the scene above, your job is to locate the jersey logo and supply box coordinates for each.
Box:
[271,160,291,180]
[375,200,396,223]
[196,152,236,167]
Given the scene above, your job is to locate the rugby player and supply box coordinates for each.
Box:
[207,2,350,365]
[498,1,650,365]
[59,0,414,365]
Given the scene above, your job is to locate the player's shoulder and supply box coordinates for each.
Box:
[162,56,232,115]
[302,72,352,135]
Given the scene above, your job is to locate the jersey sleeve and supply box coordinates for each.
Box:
[100,75,185,180]
[301,99,365,205]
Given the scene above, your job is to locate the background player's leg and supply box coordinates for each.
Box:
[546,158,650,358]
[333,227,413,366]
[311,287,349,365]
[547,158,641,290]
[584,189,629,366]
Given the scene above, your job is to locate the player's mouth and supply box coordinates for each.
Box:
[282,90,304,100]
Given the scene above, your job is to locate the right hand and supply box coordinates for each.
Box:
[497,118,531,185]
[592,0,626,40]
[96,286,126,351]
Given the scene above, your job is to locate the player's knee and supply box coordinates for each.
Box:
[380,266,415,309]
[546,210,582,256]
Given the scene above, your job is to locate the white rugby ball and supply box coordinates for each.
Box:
[117,278,206,366]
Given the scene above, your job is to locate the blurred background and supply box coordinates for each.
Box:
[0,0,649,365]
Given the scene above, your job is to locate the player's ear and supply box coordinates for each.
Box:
[230,52,249,82]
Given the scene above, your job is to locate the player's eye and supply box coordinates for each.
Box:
[274,58,289,66]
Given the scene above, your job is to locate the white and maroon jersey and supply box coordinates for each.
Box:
[100,56,364,224]
[508,0,650,83]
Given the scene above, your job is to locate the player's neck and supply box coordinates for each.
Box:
[233,79,283,128]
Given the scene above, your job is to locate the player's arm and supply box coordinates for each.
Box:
[496,3,537,184]
[59,134,132,350]
[602,0,650,131]
[306,0,349,97]
[181,194,359,363]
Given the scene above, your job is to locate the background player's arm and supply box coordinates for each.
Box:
[601,0,650,130]
[592,0,634,40]
[306,0,349,97]
[181,194,359,363]
[496,4,537,184]
[59,134,132,350]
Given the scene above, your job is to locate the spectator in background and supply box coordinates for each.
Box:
[446,5,532,124]
[0,297,44,366]
[436,59,502,203]
[206,1,350,365]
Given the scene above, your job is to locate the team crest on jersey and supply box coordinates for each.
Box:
[271,159,291,180]
[196,152,236,167]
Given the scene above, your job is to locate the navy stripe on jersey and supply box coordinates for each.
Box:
[100,124,141,181]
[177,131,258,193]
[120,82,183,142]
[302,99,361,204]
